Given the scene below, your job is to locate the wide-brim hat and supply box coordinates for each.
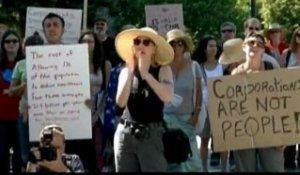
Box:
[166,29,194,52]
[219,38,245,65]
[115,27,174,66]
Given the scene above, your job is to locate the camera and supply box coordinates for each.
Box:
[29,129,57,163]
[39,129,57,161]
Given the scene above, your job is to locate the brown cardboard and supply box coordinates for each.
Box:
[207,68,300,152]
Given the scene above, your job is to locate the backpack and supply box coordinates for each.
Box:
[162,126,192,164]
[264,61,274,70]
[103,63,124,137]
[285,49,292,68]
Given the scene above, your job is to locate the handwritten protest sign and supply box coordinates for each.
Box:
[207,68,300,152]
[26,44,91,141]
[25,7,82,44]
[145,4,184,36]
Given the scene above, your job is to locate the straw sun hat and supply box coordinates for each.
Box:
[166,29,194,52]
[115,27,174,66]
[219,38,245,65]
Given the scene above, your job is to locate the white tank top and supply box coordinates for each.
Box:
[202,64,223,105]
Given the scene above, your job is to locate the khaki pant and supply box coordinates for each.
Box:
[114,123,167,172]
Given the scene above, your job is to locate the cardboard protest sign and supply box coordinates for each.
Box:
[26,44,91,141]
[145,4,184,36]
[207,68,300,152]
[25,7,82,44]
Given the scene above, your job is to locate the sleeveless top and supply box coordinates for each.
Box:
[202,64,223,106]
[126,66,163,124]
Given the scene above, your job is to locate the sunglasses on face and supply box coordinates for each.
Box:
[221,29,234,33]
[133,38,153,47]
[170,40,184,48]
[248,26,260,31]
[246,40,265,48]
[269,29,281,34]
[295,33,300,38]
[4,39,18,44]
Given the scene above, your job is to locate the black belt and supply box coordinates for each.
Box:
[119,118,163,128]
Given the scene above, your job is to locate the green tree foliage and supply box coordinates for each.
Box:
[260,0,300,42]
[2,0,251,41]
[109,0,250,42]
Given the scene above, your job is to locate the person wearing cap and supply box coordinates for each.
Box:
[26,124,84,173]
[163,29,201,172]
[114,27,174,172]
[264,23,289,67]
[231,32,285,172]
[192,35,224,172]
[9,31,44,169]
[94,16,121,67]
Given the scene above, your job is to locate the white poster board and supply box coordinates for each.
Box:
[25,7,82,44]
[145,4,184,36]
[26,44,91,141]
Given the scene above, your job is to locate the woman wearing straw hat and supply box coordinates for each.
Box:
[114,27,174,172]
[219,38,246,76]
[231,32,284,172]
[163,29,202,172]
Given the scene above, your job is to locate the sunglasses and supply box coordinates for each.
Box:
[269,29,281,34]
[221,29,234,33]
[133,38,153,47]
[246,40,265,48]
[295,33,300,38]
[248,27,260,31]
[4,39,18,44]
[170,40,184,47]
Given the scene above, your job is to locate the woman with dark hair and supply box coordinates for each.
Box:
[281,27,300,169]
[9,31,44,170]
[192,35,228,172]
[0,30,24,173]
[65,31,111,172]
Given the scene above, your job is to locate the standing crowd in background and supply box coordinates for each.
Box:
[0,8,299,173]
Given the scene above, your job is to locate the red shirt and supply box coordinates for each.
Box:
[266,41,289,54]
[0,61,20,121]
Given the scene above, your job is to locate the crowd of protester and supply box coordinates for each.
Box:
[0,8,299,173]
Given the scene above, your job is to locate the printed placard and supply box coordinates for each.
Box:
[25,7,82,44]
[26,44,91,141]
[208,68,300,151]
[145,4,184,36]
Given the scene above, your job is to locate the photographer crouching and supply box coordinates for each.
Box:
[26,124,84,173]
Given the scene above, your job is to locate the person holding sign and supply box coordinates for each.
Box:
[163,29,202,172]
[42,13,65,45]
[231,32,284,172]
[114,27,174,172]
[0,30,24,173]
